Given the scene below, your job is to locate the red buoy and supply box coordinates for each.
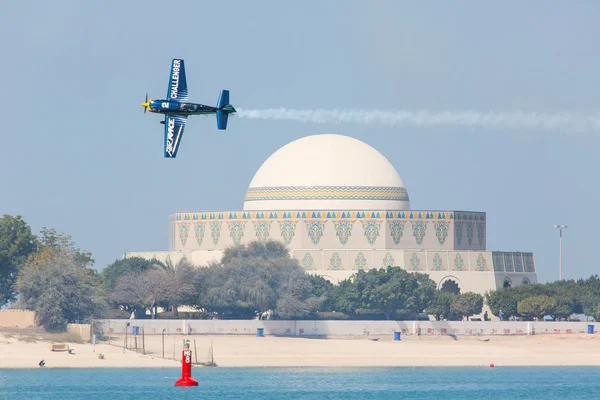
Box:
[175,341,198,387]
[490,363,495,368]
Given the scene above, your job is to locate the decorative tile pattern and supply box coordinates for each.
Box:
[361,219,382,245]
[455,221,464,246]
[209,221,222,246]
[410,253,421,271]
[453,253,465,271]
[476,253,489,271]
[388,220,405,245]
[354,252,368,270]
[227,221,247,246]
[332,219,355,246]
[305,220,327,245]
[433,253,443,271]
[179,223,189,247]
[252,220,272,242]
[329,252,343,270]
[382,252,395,268]
[174,210,485,222]
[411,220,428,245]
[466,222,474,246]
[244,186,410,202]
[476,222,485,247]
[194,222,206,247]
[433,221,450,246]
[278,220,298,245]
[301,252,314,270]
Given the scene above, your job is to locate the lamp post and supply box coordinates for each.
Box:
[553,225,568,281]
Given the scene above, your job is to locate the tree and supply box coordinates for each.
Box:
[339,267,436,320]
[485,289,518,319]
[451,292,483,321]
[152,257,197,318]
[332,277,361,315]
[582,293,600,321]
[0,215,37,306]
[275,263,323,319]
[585,304,600,321]
[484,275,600,321]
[307,274,335,312]
[16,252,104,332]
[551,296,575,321]
[111,269,168,318]
[579,275,600,319]
[220,240,290,265]
[203,256,280,318]
[199,240,322,319]
[101,256,157,296]
[31,227,94,268]
[517,295,556,320]
[426,291,459,321]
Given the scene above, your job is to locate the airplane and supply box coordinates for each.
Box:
[140,58,236,158]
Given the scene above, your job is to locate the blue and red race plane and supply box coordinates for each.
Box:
[141,58,236,158]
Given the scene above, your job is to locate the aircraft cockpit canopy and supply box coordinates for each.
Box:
[178,103,198,112]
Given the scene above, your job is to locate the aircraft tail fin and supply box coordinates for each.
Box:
[216,90,235,130]
[217,90,229,109]
[216,110,228,130]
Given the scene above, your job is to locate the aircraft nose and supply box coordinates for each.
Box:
[141,100,151,114]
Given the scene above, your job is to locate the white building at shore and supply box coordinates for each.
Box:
[126,133,537,294]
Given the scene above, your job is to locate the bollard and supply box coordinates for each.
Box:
[257,327,264,337]
[175,341,198,387]
[394,331,401,341]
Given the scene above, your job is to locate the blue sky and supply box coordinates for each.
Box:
[1,1,598,283]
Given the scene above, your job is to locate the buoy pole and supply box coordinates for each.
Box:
[175,340,198,387]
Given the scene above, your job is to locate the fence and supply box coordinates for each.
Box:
[104,328,215,365]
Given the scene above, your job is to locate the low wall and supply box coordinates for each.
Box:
[0,310,92,341]
[0,310,36,328]
[67,323,91,342]
[98,319,597,337]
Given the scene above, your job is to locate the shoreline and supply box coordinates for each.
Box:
[2,333,599,369]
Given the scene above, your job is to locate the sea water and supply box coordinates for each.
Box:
[0,367,598,400]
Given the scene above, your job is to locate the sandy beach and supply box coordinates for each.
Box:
[0,333,179,369]
[2,332,599,369]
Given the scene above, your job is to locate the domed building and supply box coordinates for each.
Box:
[126,134,537,294]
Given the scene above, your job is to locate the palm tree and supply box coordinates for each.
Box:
[151,256,196,319]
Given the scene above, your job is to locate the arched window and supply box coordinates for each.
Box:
[521,277,531,285]
[503,277,512,288]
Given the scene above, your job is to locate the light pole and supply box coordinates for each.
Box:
[553,225,568,281]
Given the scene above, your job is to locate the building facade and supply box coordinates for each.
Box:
[126,134,537,294]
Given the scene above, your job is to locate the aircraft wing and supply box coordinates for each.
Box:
[167,59,188,102]
[164,115,187,158]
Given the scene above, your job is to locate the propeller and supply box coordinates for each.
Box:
[141,92,150,113]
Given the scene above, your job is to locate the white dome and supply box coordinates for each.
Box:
[243,134,410,211]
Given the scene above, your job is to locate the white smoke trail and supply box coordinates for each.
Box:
[236,108,600,134]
